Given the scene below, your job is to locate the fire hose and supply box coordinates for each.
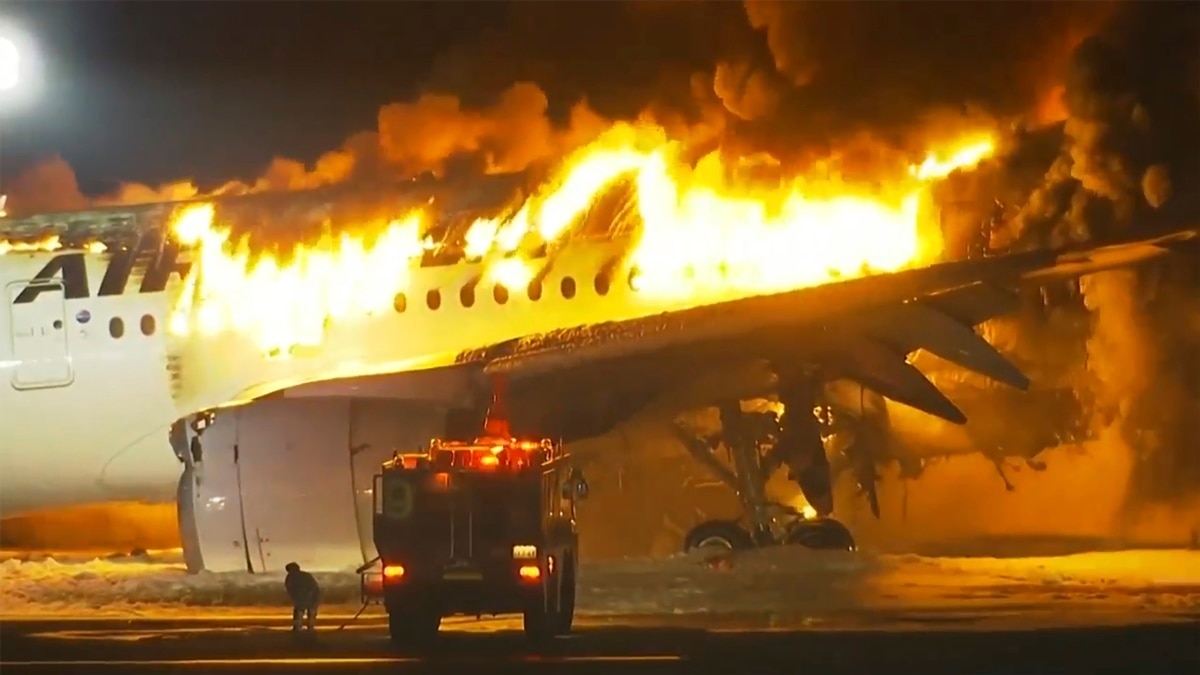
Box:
[333,556,380,632]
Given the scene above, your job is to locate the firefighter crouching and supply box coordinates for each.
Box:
[285,562,321,634]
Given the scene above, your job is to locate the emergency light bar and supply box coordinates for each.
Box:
[383,437,564,475]
[395,437,556,471]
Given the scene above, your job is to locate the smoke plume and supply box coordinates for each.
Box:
[932,1,1200,540]
[4,0,1133,218]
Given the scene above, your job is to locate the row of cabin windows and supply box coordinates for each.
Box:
[392,268,631,314]
[107,314,157,339]
[101,269,637,335]
[92,265,654,337]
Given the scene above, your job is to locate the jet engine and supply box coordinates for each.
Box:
[175,396,449,573]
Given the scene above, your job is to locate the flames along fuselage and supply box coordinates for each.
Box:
[0,208,916,517]
[0,126,1006,520]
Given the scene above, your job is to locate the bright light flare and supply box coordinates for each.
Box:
[0,37,18,91]
[0,22,41,111]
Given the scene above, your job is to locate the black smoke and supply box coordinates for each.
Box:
[976,1,1200,522]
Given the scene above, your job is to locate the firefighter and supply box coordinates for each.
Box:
[284,562,321,635]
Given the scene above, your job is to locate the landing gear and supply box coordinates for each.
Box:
[683,520,754,552]
[783,517,856,551]
[676,383,858,555]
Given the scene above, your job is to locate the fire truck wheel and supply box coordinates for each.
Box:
[523,597,550,640]
[387,605,441,646]
[524,564,561,642]
[552,553,577,635]
[683,520,754,553]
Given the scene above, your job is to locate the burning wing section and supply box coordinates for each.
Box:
[469,253,1050,441]
[464,228,1196,438]
[451,229,1195,522]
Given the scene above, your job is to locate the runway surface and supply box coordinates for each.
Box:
[2,612,1197,674]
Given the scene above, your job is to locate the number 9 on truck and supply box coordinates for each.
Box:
[383,476,414,520]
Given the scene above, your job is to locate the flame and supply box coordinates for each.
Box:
[161,124,995,355]
[1035,84,1069,125]
[168,206,427,352]
[0,236,107,254]
[909,136,997,181]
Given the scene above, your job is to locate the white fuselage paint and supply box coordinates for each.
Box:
[1,253,180,514]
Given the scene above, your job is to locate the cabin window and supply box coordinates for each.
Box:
[393,292,407,313]
[527,280,542,302]
[109,317,125,339]
[493,284,509,305]
[560,276,576,300]
[460,283,476,308]
[140,314,156,336]
[426,289,442,310]
[594,272,611,296]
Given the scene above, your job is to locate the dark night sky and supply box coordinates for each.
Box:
[0,1,510,194]
[2,1,1196,205]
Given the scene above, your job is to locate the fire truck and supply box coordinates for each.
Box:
[362,436,586,644]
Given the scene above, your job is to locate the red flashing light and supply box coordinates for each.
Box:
[518,565,541,581]
[422,437,546,472]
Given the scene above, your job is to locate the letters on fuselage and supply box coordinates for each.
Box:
[12,231,193,304]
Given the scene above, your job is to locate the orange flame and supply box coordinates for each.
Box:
[145,123,996,355]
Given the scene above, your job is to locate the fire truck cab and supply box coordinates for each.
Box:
[363,436,585,644]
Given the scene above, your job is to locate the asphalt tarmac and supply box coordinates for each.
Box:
[1,613,1197,674]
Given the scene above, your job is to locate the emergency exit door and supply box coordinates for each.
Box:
[6,280,74,389]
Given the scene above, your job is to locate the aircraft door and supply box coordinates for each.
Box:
[6,279,74,389]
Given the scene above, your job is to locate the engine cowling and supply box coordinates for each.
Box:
[176,396,446,573]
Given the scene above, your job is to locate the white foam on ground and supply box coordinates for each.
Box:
[2,547,1198,620]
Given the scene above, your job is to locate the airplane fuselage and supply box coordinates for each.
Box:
[7,217,1176,520]
[1,233,841,516]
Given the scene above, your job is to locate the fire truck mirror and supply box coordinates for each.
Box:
[563,470,589,501]
[383,476,415,520]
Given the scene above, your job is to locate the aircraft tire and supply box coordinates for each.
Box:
[682,520,754,553]
[784,517,857,551]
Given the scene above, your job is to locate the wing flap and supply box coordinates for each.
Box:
[862,291,1030,390]
[832,336,968,423]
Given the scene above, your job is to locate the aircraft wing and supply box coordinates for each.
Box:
[455,228,1197,442]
